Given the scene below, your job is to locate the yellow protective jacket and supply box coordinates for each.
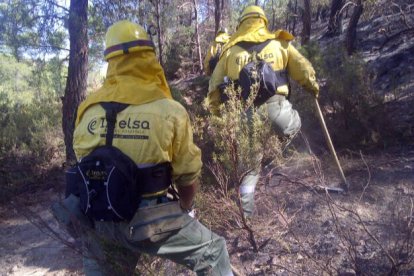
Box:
[207,18,319,114]
[74,51,202,187]
[203,32,230,76]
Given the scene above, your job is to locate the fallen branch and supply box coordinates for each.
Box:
[378,28,414,50]
[357,150,371,202]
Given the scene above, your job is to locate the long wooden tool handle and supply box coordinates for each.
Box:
[314,98,349,190]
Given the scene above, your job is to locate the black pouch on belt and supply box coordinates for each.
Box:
[125,201,193,243]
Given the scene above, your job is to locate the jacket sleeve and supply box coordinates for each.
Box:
[207,55,227,115]
[172,109,202,187]
[286,44,319,95]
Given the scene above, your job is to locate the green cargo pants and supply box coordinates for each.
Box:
[266,94,301,137]
[238,95,301,218]
[82,198,233,276]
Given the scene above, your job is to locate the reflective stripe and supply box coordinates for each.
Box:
[104,39,155,57]
[239,184,256,194]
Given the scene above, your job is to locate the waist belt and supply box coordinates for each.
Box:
[219,72,288,103]
[138,162,172,198]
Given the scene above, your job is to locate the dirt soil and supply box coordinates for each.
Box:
[223,145,414,275]
[0,144,413,275]
[0,189,82,276]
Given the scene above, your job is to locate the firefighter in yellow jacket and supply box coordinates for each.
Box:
[72,20,233,276]
[204,28,230,76]
[207,6,319,218]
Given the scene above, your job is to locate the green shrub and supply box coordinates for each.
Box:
[295,42,386,147]
[163,27,195,79]
[170,86,187,107]
[0,92,62,156]
[0,94,63,203]
[197,79,283,191]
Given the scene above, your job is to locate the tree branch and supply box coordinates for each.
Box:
[45,0,70,13]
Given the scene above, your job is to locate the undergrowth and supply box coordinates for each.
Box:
[294,43,390,148]
[0,94,64,203]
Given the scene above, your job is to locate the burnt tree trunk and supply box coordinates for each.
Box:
[193,0,203,73]
[301,0,311,45]
[214,0,222,34]
[156,0,164,67]
[150,0,164,67]
[292,0,298,36]
[326,0,344,37]
[346,0,363,55]
[285,1,290,30]
[62,0,88,163]
[271,0,276,30]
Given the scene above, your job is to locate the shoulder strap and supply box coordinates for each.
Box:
[100,102,129,146]
[237,39,272,54]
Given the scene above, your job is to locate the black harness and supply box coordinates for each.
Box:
[220,40,289,106]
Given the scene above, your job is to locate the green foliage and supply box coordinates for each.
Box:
[199,76,282,188]
[0,0,67,59]
[0,54,66,101]
[0,55,33,103]
[0,90,62,157]
[163,26,195,79]
[170,86,187,107]
[0,54,63,158]
[296,42,385,146]
[0,54,64,201]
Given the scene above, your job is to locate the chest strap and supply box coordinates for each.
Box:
[100,102,129,146]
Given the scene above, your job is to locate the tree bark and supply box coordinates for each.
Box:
[271,0,276,30]
[346,0,363,55]
[285,0,292,30]
[193,0,203,73]
[214,0,222,34]
[301,0,311,45]
[62,0,88,163]
[292,0,298,36]
[150,0,164,67]
[326,0,344,37]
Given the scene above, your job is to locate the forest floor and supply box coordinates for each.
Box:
[1,73,413,275]
[0,141,413,275]
[0,189,82,276]
[223,144,414,275]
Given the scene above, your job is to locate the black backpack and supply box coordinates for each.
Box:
[75,102,141,221]
[66,102,174,222]
[237,40,288,106]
